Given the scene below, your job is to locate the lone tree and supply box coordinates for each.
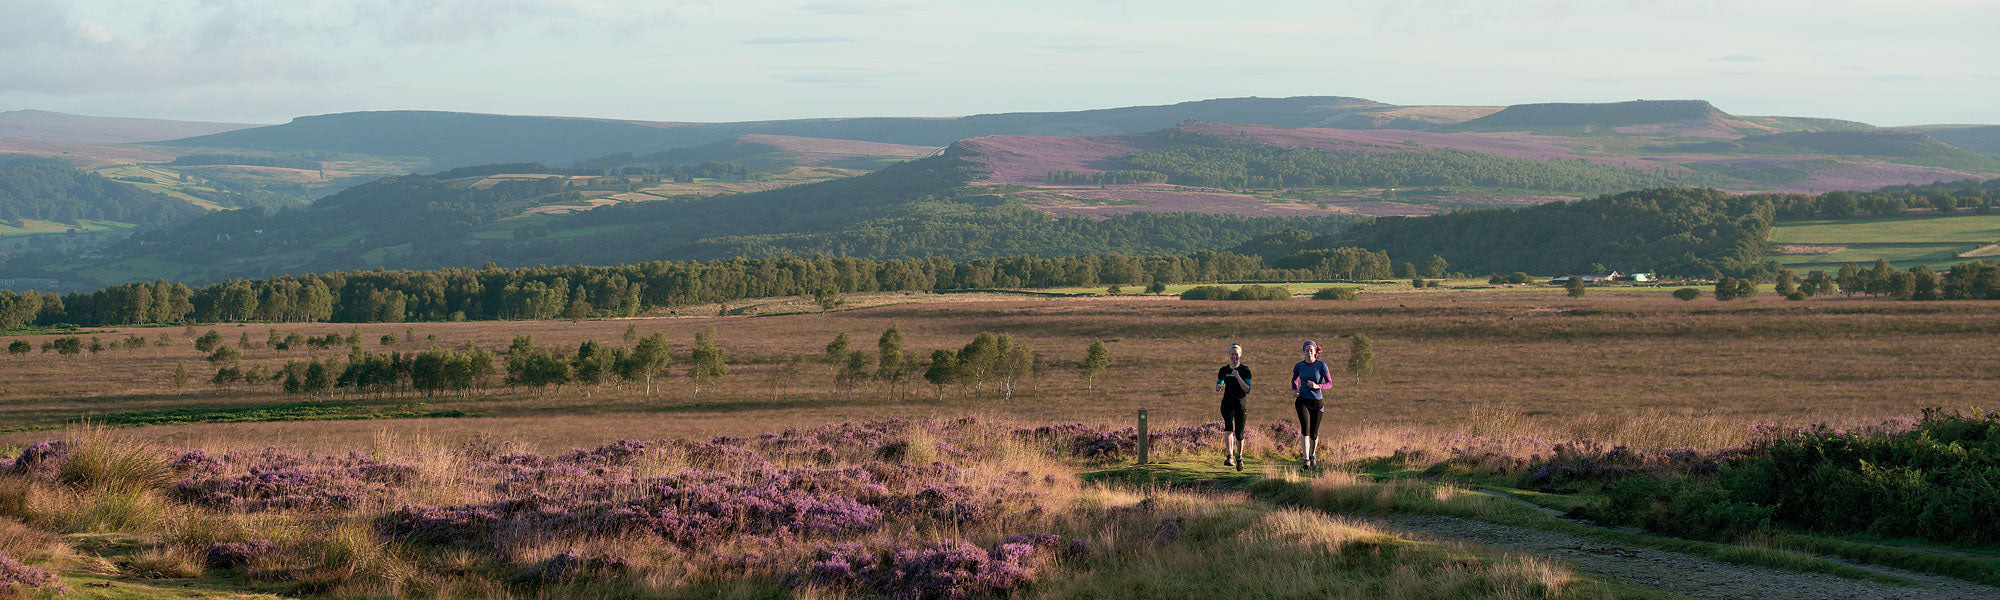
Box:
[1079,339,1109,392]
[1347,334,1374,384]
[1774,269,1798,297]
[1146,281,1168,295]
[688,328,727,398]
[1714,277,1740,301]
[194,330,223,352]
[877,325,905,400]
[622,332,673,396]
[924,349,959,400]
[994,334,1034,400]
[958,333,999,394]
[1565,277,1587,297]
[839,350,872,399]
[1423,254,1449,279]
[815,286,845,312]
[825,332,851,362]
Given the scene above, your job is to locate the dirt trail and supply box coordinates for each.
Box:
[1357,510,2000,600]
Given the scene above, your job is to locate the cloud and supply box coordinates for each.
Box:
[1578,77,1620,85]
[798,1,918,16]
[1039,38,1120,53]
[744,36,854,45]
[0,0,333,95]
[1710,54,1763,62]
[1870,74,1919,82]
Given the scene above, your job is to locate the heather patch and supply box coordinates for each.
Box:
[805,534,1083,600]
[170,448,418,512]
[0,555,59,598]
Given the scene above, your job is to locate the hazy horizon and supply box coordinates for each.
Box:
[3,0,1997,127]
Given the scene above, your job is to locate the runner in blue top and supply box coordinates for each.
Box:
[1216,344,1252,472]
[1291,340,1332,469]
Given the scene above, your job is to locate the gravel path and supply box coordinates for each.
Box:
[1360,513,2000,600]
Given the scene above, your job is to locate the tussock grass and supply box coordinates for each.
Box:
[55,425,171,493]
[122,544,204,579]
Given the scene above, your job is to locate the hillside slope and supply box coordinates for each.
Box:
[0,110,260,144]
[52,149,1358,285]
[1921,125,2000,156]
[0,155,203,227]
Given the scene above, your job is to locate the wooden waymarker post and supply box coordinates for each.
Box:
[1136,408,1149,466]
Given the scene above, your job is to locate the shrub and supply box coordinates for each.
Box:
[202,540,278,570]
[5,341,25,355]
[1672,288,1701,301]
[1586,411,2000,545]
[1311,287,1358,300]
[206,345,241,363]
[1179,285,1290,301]
[193,330,223,353]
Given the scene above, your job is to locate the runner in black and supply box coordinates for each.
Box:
[1291,340,1332,469]
[1216,344,1252,471]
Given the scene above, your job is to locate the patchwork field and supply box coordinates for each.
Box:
[1771,213,2000,269]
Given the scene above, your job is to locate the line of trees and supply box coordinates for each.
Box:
[1689,259,2000,301]
[1045,170,1170,185]
[200,329,720,399]
[5,249,1394,328]
[919,332,1037,401]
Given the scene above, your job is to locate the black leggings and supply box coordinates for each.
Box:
[1294,397,1323,438]
[1220,400,1246,437]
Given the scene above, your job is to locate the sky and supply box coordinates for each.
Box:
[3,0,1997,127]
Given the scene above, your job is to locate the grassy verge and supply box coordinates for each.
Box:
[0,402,473,434]
[1385,464,2000,589]
[1085,460,1914,587]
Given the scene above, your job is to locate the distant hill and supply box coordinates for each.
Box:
[0,110,259,144]
[1446,100,1737,135]
[0,155,202,227]
[158,97,1411,167]
[147,96,1951,173]
[1920,125,2000,156]
[160,111,692,167]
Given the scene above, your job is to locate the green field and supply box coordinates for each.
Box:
[0,218,134,237]
[1772,213,2000,244]
[1776,244,1982,271]
[1771,213,2000,269]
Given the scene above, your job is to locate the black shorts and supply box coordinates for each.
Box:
[1220,399,1246,436]
[1294,396,1324,438]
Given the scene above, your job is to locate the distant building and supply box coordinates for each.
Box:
[1617,272,1656,283]
[1549,271,1620,285]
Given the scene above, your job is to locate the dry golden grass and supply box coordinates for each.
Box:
[4,287,1994,456]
